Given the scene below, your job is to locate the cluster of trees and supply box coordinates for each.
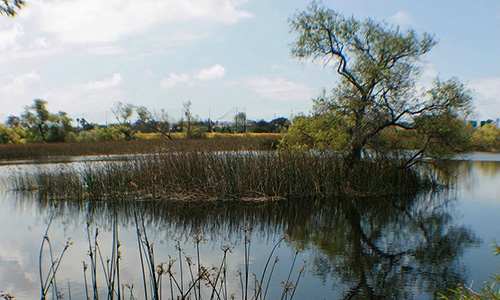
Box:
[282,3,477,167]
[472,122,500,151]
[3,2,499,161]
[0,100,290,144]
[0,99,73,143]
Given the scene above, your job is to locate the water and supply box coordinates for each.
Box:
[0,154,499,300]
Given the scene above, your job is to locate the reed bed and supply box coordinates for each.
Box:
[10,151,437,200]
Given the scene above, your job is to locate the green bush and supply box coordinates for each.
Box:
[77,125,133,142]
[473,123,500,151]
[0,124,21,144]
[279,114,348,151]
[187,125,207,139]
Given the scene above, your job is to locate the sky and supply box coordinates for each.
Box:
[0,0,499,124]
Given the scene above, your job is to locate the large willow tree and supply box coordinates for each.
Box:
[287,2,472,168]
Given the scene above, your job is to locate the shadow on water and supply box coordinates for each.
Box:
[12,186,480,300]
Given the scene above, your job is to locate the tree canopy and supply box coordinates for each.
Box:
[286,2,473,167]
[19,99,74,142]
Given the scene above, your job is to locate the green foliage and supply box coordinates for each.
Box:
[280,114,348,150]
[414,112,473,158]
[77,127,107,142]
[0,124,20,144]
[20,99,75,142]
[287,2,473,166]
[473,123,500,151]
[186,125,207,139]
[77,125,132,142]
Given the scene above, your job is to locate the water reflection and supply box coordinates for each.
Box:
[287,193,478,299]
[6,188,479,300]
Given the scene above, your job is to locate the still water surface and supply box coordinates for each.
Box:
[0,153,499,299]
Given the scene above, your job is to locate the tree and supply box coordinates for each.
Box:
[136,106,172,139]
[472,122,500,151]
[269,117,290,133]
[20,99,74,142]
[183,101,192,137]
[280,114,348,150]
[0,124,20,144]
[111,101,135,125]
[111,101,136,140]
[0,0,25,17]
[21,99,51,141]
[289,2,472,167]
[234,112,247,133]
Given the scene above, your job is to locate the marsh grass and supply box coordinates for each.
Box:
[0,135,280,162]
[10,151,437,201]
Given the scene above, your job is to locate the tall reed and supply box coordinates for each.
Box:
[39,206,305,300]
[39,212,73,300]
[10,151,436,201]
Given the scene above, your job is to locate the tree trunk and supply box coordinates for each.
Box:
[38,123,47,142]
[345,139,363,170]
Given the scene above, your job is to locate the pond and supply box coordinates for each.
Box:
[0,153,499,300]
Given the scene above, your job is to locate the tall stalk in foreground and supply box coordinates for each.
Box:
[39,212,73,300]
[133,210,305,300]
[39,206,305,300]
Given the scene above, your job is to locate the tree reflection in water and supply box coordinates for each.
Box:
[286,193,479,299]
[20,189,478,299]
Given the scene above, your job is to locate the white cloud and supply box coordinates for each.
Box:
[0,72,43,119]
[472,77,500,100]
[28,37,50,49]
[160,30,210,46]
[0,22,62,61]
[85,73,123,90]
[0,247,29,269]
[0,23,23,51]
[87,45,124,56]
[159,73,191,89]
[25,0,252,44]
[196,64,226,81]
[243,76,313,101]
[416,63,439,90]
[159,64,226,88]
[390,11,413,25]
[270,64,280,71]
[471,77,500,119]
[0,71,41,99]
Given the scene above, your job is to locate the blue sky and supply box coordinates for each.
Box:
[0,0,499,124]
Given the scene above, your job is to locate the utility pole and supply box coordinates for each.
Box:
[208,107,212,132]
[244,107,247,133]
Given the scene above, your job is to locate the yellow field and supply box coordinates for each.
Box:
[134,132,283,140]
